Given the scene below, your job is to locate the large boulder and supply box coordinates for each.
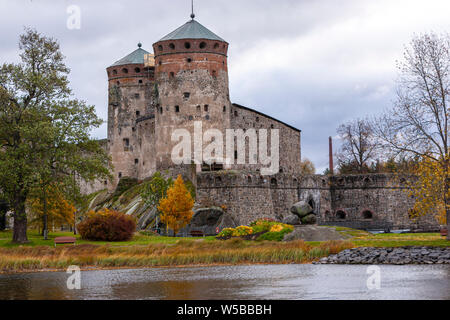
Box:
[180,207,237,236]
[290,201,313,218]
[301,214,317,225]
[282,215,301,225]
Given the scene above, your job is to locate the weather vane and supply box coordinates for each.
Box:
[190,0,195,20]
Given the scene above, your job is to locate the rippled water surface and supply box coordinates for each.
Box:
[0,264,449,300]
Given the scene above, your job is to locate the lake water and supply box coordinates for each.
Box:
[0,264,449,300]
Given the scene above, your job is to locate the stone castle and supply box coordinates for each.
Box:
[86,16,438,232]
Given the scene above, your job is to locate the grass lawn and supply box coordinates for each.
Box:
[327,226,449,247]
[0,230,216,248]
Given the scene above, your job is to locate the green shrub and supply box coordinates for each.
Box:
[257,228,293,241]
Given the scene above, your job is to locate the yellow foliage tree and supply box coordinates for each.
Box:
[29,185,76,232]
[158,175,194,235]
[405,156,448,226]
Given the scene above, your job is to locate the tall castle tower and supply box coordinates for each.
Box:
[106,44,157,184]
[152,15,231,174]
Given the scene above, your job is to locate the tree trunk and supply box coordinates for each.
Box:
[12,194,28,243]
[446,177,450,241]
[43,191,48,240]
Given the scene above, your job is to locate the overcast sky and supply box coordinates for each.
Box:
[1,0,450,172]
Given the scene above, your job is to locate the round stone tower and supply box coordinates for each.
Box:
[152,16,232,174]
[106,44,157,184]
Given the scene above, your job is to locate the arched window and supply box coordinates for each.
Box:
[248,176,252,184]
[362,210,373,220]
[184,42,191,49]
[158,45,163,51]
[135,67,141,73]
[336,210,346,220]
[175,105,180,113]
[215,176,222,184]
[169,43,175,50]
[187,58,192,63]
[199,42,207,49]
[214,43,219,49]
[122,68,128,74]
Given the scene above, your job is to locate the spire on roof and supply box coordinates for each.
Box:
[190,0,195,20]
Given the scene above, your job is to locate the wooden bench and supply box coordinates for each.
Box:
[190,230,205,237]
[54,237,76,247]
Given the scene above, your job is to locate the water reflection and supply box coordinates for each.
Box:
[0,265,448,300]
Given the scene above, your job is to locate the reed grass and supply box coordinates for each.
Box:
[0,239,354,273]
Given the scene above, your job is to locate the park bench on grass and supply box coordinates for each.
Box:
[190,230,205,238]
[54,236,76,247]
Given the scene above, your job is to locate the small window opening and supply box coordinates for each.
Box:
[204,105,209,112]
[122,68,128,74]
[199,42,207,49]
[169,43,175,50]
[184,42,191,49]
[135,67,141,73]
[175,105,180,113]
[270,178,278,187]
[362,210,373,220]
[336,210,346,220]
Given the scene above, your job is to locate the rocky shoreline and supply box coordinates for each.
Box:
[315,246,450,265]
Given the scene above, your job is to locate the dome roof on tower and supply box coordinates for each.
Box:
[158,19,226,43]
[110,44,150,67]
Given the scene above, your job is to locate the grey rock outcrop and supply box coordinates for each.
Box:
[137,207,157,230]
[284,225,348,241]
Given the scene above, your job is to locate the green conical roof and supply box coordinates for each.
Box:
[110,44,150,67]
[159,19,226,42]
